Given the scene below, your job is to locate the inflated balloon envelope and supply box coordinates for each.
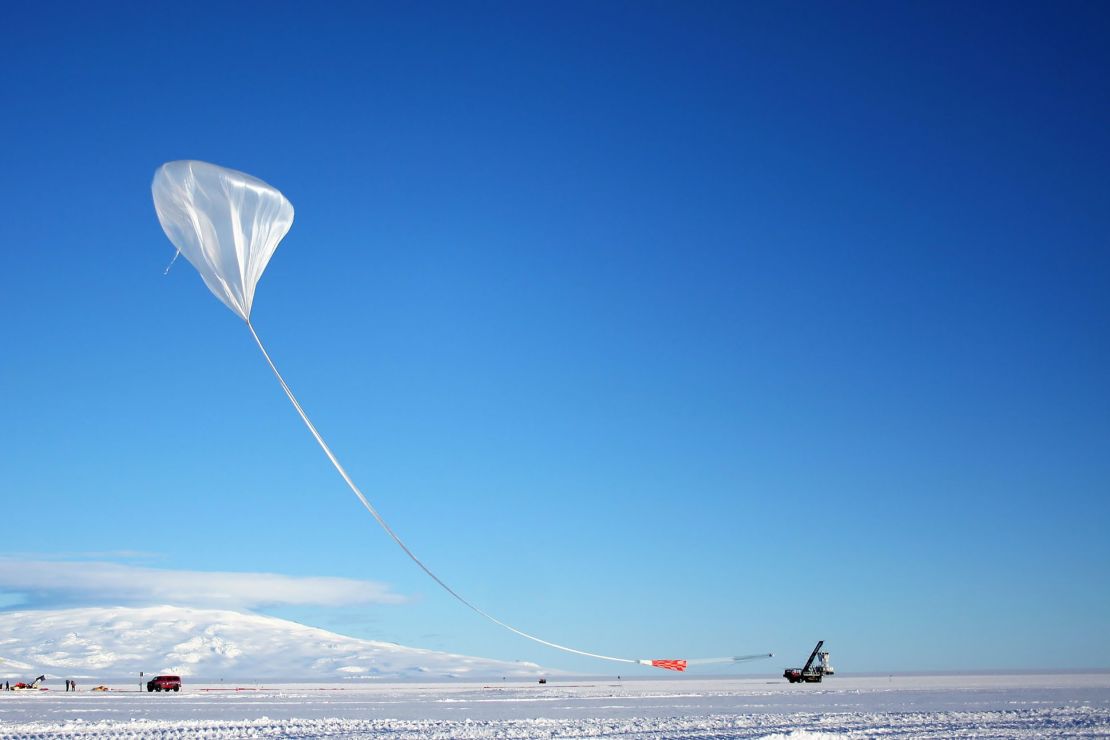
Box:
[152,160,293,321]
[152,159,771,671]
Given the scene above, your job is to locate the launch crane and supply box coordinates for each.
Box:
[783,641,834,683]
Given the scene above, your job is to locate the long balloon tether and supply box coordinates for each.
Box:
[247,320,769,670]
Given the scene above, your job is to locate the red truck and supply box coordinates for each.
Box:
[146,675,182,692]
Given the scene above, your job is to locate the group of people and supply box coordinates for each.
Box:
[65,679,78,691]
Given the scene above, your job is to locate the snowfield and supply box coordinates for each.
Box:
[2,674,1108,738]
[2,609,1107,737]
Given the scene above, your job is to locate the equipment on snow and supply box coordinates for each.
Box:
[783,641,834,683]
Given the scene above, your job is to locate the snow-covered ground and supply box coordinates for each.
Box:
[2,673,1108,738]
[2,609,1108,737]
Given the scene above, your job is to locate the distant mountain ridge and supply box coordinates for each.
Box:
[0,605,543,680]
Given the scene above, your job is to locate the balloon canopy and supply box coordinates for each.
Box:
[152,160,294,321]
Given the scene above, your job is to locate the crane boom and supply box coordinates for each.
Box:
[801,640,824,673]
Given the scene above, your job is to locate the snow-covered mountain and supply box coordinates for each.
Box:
[0,605,543,680]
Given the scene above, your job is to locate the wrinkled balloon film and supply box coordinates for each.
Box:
[153,160,293,321]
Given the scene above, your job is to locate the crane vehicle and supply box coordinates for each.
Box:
[12,675,46,690]
[783,641,834,683]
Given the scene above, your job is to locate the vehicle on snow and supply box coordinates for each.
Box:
[12,675,46,690]
[146,675,182,692]
[784,641,835,683]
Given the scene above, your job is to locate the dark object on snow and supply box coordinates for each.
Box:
[146,675,182,692]
[784,641,835,683]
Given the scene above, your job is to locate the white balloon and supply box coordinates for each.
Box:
[152,160,294,321]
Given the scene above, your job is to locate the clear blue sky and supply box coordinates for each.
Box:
[2,1,1108,674]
